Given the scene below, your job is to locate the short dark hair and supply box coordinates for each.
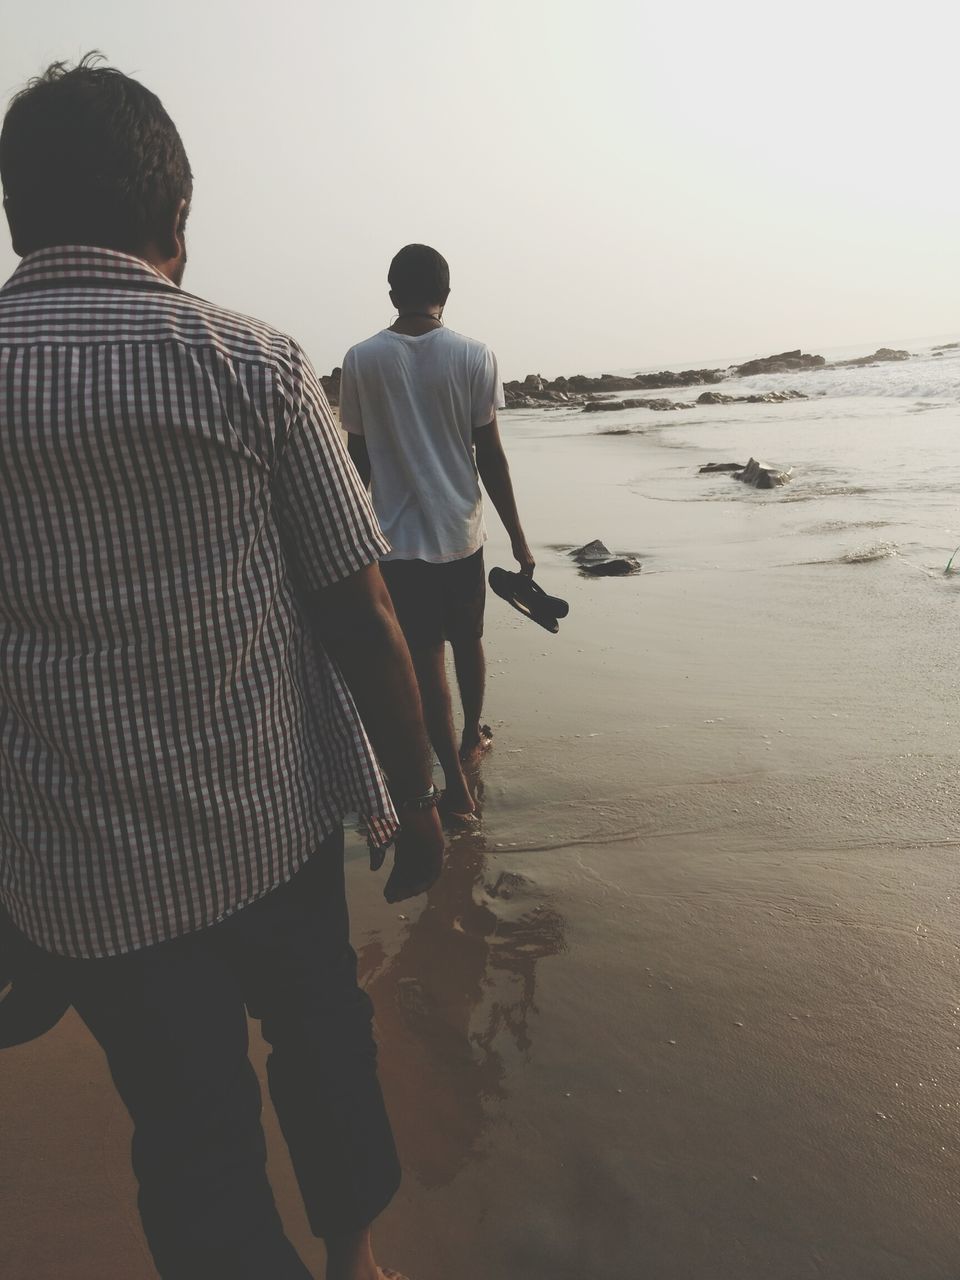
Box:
[388,244,450,307]
[0,52,192,255]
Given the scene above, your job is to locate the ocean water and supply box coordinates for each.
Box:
[507,338,960,582]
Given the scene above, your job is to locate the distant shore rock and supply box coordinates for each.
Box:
[696,389,808,405]
[732,350,826,377]
[503,366,724,408]
[321,367,342,405]
[830,347,910,368]
[321,342,917,415]
[583,396,695,413]
[504,349,833,409]
[582,387,807,414]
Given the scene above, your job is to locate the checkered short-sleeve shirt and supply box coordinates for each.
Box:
[0,246,397,959]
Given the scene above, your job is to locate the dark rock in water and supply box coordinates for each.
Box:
[583,396,693,413]
[502,366,725,410]
[734,457,792,488]
[663,368,725,387]
[581,557,642,576]
[697,459,791,487]
[571,539,613,564]
[734,350,826,377]
[504,384,575,408]
[582,399,632,413]
[933,342,959,352]
[831,347,910,368]
[582,388,809,412]
[569,541,642,576]
[499,345,927,414]
[696,389,807,405]
[744,390,808,403]
[501,344,925,413]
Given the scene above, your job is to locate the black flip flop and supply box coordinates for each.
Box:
[488,568,569,633]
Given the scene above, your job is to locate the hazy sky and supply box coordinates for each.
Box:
[2,0,957,378]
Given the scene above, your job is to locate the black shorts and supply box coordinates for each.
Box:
[381,549,486,651]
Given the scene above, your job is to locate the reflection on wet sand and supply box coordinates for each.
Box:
[359,832,565,1189]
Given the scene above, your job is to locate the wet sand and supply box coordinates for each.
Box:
[4,414,960,1277]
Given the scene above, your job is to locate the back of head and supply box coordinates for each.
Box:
[0,52,192,257]
[388,244,450,308]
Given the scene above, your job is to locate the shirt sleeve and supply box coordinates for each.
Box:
[339,347,364,436]
[471,344,506,429]
[273,338,389,592]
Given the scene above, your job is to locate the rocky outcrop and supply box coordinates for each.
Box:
[583,396,695,413]
[504,366,725,408]
[582,388,807,413]
[696,389,807,405]
[505,351,830,408]
[733,350,826,377]
[831,347,910,368]
[324,342,913,415]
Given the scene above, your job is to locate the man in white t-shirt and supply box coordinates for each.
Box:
[341,244,534,820]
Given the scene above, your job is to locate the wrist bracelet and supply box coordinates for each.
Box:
[397,784,440,812]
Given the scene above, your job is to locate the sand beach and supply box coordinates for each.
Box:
[4,342,960,1278]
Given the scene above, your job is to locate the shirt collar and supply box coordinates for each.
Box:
[1,245,180,295]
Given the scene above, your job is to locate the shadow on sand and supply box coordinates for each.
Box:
[358,830,565,1189]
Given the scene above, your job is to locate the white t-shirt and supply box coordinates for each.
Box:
[339,327,505,563]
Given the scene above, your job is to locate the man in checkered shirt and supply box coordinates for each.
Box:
[0,55,443,1280]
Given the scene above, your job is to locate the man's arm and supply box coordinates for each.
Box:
[272,339,441,901]
[474,416,535,574]
[347,434,371,488]
[307,563,444,902]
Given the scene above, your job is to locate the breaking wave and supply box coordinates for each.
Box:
[801,542,900,566]
[734,349,960,402]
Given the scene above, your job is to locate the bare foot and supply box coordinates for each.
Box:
[459,722,493,770]
[438,756,476,819]
[438,788,479,827]
[325,1226,407,1280]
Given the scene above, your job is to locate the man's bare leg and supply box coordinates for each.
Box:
[325,1225,407,1280]
[412,643,475,815]
[451,635,491,769]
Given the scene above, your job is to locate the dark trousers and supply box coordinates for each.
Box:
[23,830,400,1279]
